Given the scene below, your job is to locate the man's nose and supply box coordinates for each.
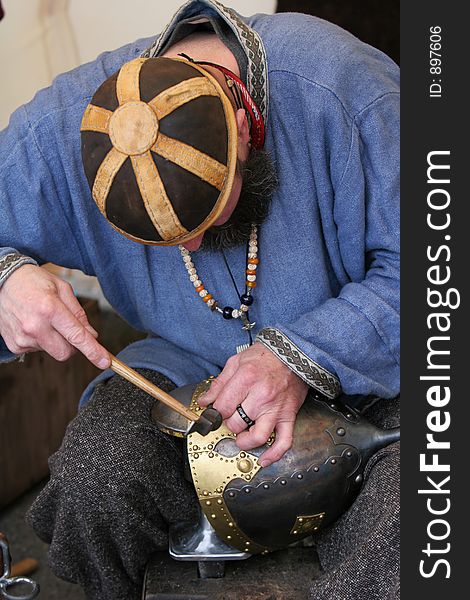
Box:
[181,234,204,251]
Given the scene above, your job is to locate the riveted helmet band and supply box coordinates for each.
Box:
[81,57,239,245]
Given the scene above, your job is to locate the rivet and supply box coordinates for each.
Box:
[217,499,223,505]
[209,452,214,458]
[193,453,199,459]
[330,404,337,410]
[314,466,319,472]
[237,457,254,473]
[244,488,251,494]
[263,484,270,489]
[211,514,216,519]
[297,473,303,479]
[314,526,319,531]
[293,530,298,535]
[346,450,353,458]
[355,474,363,484]
[280,479,287,485]
[228,491,235,498]
[229,522,234,527]
[240,452,246,458]
[208,444,213,450]
[227,535,232,540]
[319,514,324,519]
[346,413,352,419]
[205,500,211,506]
[298,518,304,523]
[245,475,251,480]
[331,459,337,465]
[245,542,250,546]
[203,491,209,496]
[336,427,346,436]
[216,487,223,493]
[193,445,199,451]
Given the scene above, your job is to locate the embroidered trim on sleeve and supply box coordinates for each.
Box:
[256,327,342,400]
[0,253,38,290]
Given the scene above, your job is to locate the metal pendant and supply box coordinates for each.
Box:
[241,314,256,331]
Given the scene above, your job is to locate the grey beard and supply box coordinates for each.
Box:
[200,148,278,252]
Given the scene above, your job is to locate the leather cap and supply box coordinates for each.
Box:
[81,57,238,245]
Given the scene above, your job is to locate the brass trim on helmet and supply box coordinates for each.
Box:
[187,380,271,555]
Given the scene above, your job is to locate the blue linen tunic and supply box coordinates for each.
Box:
[0,11,400,406]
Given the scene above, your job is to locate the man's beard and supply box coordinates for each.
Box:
[200,148,278,251]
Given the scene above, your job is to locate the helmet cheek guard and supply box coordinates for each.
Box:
[81,57,238,245]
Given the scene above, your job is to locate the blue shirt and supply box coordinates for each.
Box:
[0,10,400,406]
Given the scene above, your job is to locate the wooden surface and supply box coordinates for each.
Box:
[0,300,100,509]
[144,546,321,599]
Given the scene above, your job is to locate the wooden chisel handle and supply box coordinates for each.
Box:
[109,355,199,422]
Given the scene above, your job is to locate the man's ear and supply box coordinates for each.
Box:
[235,108,250,161]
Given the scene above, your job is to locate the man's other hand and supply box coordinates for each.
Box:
[0,264,110,369]
[198,343,309,467]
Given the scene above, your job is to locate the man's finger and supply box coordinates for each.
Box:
[38,329,76,362]
[57,282,99,337]
[198,355,239,406]
[235,416,276,452]
[50,303,110,369]
[257,420,295,468]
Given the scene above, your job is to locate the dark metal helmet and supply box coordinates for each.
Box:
[80,57,238,245]
[153,379,399,554]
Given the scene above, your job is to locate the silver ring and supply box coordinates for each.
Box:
[236,404,255,428]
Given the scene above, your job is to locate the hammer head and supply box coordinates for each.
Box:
[186,406,223,436]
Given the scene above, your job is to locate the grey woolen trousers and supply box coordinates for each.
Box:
[27,371,399,600]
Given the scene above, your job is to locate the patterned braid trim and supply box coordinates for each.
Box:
[0,253,38,290]
[256,327,342,400]
[142,0,269,124]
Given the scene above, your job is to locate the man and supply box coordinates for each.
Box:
[0,1,400,599]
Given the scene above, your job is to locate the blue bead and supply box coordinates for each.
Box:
[223,306,234,319]
[240,294,254,306]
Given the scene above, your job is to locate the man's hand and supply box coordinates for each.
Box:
[198,343,309,467]
[0,264,110,369]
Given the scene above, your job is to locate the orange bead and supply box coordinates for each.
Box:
[246,269,257,275]
[202,294,213,303]
[248,258,259,265]
[246,281,257,288]
[196,285,205,293]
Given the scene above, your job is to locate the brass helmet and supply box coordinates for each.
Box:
[153,379,399,554]
[80,57,238,245]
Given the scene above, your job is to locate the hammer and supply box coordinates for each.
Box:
[109,355,222,436]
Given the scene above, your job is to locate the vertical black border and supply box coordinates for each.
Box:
[401,3,466,597]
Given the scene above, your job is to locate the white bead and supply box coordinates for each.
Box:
[187,267,197,275]
[248,253,257,259]
[240,304,250,312]
[247,264,257,271]
[249,245,258,253]
[193,279,202,287]
[207,299,216,307]
[183,255,192,263]
[190,274,198,282]
[180,247,189,255]
[247,274,256,282]
[199,290,208,298]
[232,309,241,319]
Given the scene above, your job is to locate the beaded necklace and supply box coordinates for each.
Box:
[179,225,258,331]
